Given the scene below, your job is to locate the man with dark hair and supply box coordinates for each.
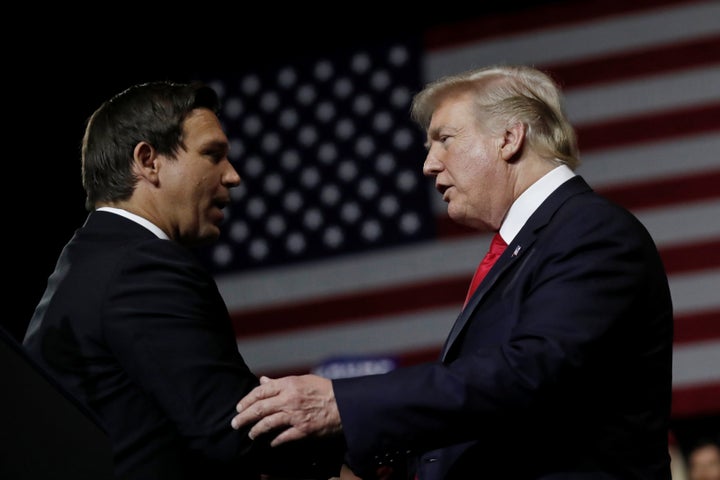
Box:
[24,81,342,480]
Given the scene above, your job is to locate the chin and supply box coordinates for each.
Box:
[447,207,464,225]
[204,227,221,243]
[189,227,220,247]
[447,210,478,231]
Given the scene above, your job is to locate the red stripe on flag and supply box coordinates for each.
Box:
[672,382,720,417]
[231,238,719,337]
[424,0,696,50]
[660,238,720,275]
[596,170,720,211]
[396,345,442,366]
[438,172,720,237]
[576,103,720,152]
[545,35,720,89]
[435,218,476,238]
[675,309,720,344]
[311,329,720,368]
[231,276,468,337]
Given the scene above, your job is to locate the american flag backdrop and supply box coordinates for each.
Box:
[193,0,720,421]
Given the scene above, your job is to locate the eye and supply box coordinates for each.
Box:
[201,140,230,163]
[437,134,454,147]
[205,149,227,163]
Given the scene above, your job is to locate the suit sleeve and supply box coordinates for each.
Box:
[333,196,672,474]
[102,239,343,477]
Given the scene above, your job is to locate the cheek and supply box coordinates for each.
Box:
[459,153,491,189]
[184,168,210,198]
[163,163,194,194]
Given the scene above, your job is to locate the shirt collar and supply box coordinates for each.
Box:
[499,164,576,243]
[96,207,170,240]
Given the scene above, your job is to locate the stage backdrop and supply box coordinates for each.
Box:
[192,0,720,421]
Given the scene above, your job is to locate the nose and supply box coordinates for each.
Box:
[422,151,442,177]
[224,160,242,187]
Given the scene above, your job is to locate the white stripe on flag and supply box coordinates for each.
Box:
[577,134,720,189]
[565,66,720,126]
[237,307,457,373]
[219,199,719,311]
[673,340,720,387]
[424,1,720,79]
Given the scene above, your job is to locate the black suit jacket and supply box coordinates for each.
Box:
[24,211,342,479]
[332,176,673,479]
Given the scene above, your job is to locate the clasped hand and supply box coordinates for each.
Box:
[231,374,342,446]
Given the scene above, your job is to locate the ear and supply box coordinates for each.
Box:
[499,121,526,162]
[133,142,160,185]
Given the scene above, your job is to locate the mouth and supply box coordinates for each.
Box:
[436,184,451,201]
[213,197,230,210]
[211,199,230,223]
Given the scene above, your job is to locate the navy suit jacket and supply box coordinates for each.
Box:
[332,176,673,480]
[23,211,342,480]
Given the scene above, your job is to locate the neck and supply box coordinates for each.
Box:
[511,154,557,201]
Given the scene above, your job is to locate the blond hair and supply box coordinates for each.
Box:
[411,65,580,169]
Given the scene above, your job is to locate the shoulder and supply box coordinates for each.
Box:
[120,238,212,284]
[78,213,217,294]
[549,176,651,238]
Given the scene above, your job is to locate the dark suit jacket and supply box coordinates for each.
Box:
[332,176,673,480]
[23,211,342,480]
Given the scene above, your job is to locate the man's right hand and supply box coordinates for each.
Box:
[231,374,343,446]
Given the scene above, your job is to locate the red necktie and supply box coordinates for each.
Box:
[463,233,508,308]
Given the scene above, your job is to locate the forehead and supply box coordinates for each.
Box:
[182,108,227,145]
[692,444,720,460]
[428,91,475,128]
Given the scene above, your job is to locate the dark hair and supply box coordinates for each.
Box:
[81,80,220,210]
[688,435,720,455]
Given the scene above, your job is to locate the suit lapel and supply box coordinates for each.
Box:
[440,176,592,361]
[440,236,533,360]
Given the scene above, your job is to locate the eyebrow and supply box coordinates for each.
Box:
[423,127,441,149]
[201,139,230,152]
